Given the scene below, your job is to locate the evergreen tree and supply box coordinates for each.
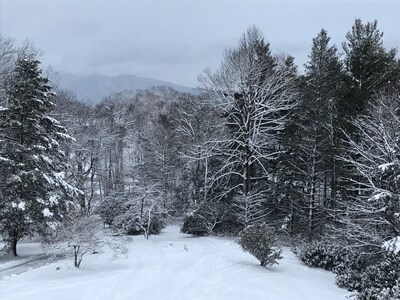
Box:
[339,19,400,221]
[0,55,76,255]
[342,19,399,115]
[287,29,344,237]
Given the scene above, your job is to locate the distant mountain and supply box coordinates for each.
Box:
[57,73,195,103]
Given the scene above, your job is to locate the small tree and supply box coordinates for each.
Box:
[48,214,126,268]
[99,184,166,239]
[237,223,282,266]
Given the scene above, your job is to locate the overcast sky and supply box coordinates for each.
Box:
[1,0,399,87]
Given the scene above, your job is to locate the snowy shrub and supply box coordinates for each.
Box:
[47,214,127,268]
[237,223,282,267]
[298,241,336,270]
[98,191,165,238]
[354,254,400,300]
[114,212,165,237]
[335,251,367,291]
[146,215,165,235]
[98,197,126,227]
[299,241,400,299]
[298,241,352,271]
[333,250,400,299]
[213,217,243,236]
[114,213,142,235]
[181,213,209,236]
[181,201,236,236]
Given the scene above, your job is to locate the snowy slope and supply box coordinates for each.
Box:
[0,226,349,300]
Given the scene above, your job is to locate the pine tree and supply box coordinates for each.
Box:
[0,55,76,256]
[342,19,399,115]
[339,19,400,222]
[287,29,344,237]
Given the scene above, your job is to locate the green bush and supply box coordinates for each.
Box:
[113,213,141,235]
[237,223,282,267]
[213,217,243,236]
[181,214,209,236]
[335,251,367,292]
[298,241,354,271]
[98,193,165,237]
[298,240,400,299]
[98,197,126,226]
[113,212,165,236]
[146,215,165,235]
[354,254,400,300]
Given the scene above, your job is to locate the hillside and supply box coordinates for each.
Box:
[58,73,195,103]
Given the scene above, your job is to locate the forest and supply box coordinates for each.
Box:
[0,19,399,299]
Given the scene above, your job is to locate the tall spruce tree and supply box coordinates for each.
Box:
[342,19,399,115]
[281,29,344,237]
[0,55,76,255]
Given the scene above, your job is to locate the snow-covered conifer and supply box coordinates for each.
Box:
[0,55,77,255]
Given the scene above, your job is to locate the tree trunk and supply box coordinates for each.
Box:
[331,157,337,211]
[146,210,151,240]
[10,237,18,256]
[204,156,208,204]
[73,245,80,268]
[309,143,317,239]
[76,152,86,212]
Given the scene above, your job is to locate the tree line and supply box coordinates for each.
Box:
[0,18,399,263]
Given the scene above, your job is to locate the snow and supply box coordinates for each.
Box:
[382,236,400,255]
[0,156,11,162]
[40,155,53,165]
[10,201,25,210]
[378,162,395,172]
[42,116,61,125]
[0,242,46,279]
[0,226,349,299]
[42,208,53,217]
[49,195,59,205]
[370,191,392,201]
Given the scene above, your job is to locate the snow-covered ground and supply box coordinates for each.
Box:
[0,242,50,279]
[0,226,349,300]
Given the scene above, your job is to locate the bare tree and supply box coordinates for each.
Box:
[47,214,127,268]
[199,26,298,226]
[337,93,400,251]
[131,183,165,240]
[0,36,17,105]
[52,90,100,213]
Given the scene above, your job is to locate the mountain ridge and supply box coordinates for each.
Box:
[58,72,195,103]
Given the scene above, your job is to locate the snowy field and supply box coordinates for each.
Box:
[0,226,349,300]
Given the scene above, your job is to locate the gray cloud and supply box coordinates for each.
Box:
[1,0,399,86]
